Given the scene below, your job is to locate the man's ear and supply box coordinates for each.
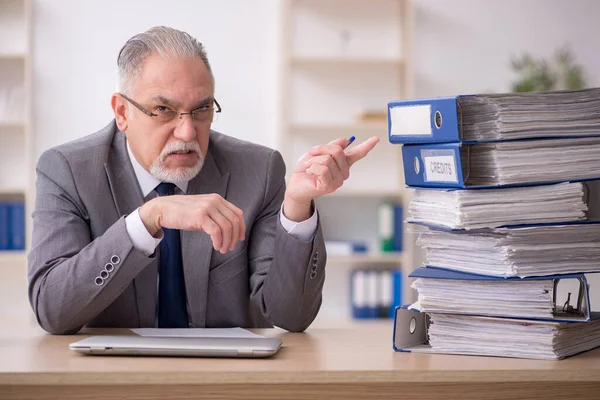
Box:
[111,93,128,131]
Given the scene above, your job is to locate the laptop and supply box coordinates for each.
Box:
[69,335,283,358]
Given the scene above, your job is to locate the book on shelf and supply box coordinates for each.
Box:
[378,202,402,252]
[325,240,368,255]
[351,268,402,319]
[0,200,25,251]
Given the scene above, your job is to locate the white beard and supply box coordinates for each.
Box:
[149,140,205,183]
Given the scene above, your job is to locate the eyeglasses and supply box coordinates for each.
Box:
[119,93,221,124]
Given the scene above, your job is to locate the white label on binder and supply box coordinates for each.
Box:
[423,155,458,183]
[353,271,366,308]
[380,270,393,307]
[390,105,432,136]
[366,271,379,308]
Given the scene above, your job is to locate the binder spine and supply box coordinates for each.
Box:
[388,97,461,144]
[9,201,25,250]
[402,143,467,188]
[0,203,8,251]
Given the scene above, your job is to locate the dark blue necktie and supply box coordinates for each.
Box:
[155,182,189,328]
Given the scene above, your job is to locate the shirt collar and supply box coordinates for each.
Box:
[126,141,188,196]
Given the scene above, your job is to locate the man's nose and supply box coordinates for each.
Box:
[173,114,196,142]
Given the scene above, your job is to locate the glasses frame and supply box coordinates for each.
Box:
[119,92,221,123]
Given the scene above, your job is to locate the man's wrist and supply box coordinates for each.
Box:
[139,198,162,237]
[283,195,312,222]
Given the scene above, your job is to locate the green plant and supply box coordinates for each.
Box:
[510,45,587,92]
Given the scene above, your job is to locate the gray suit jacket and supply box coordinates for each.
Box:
[28,121,326,334]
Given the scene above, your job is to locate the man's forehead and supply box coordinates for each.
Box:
[147,93,213,107]
[138,54,212,86]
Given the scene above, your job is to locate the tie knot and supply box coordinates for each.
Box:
[155,182,176,196]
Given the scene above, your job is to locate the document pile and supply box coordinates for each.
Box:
[444,89,600,141]
[416,223,600,276]
[387,88,600,360]
[388,88,600,143]
[408,182,587,230]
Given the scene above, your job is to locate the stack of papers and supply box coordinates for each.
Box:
[459,88,600,141]
[416,223,600,276]
[464,137,600,186]
[427,313,600,360]
[411,278,554,318]
[408,182,587,230]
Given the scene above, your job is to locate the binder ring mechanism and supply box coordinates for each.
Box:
[409,317,417,334]
[552,278,585,316]
[434,110,442,129]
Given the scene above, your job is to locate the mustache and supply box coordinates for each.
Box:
[160,141,202,160]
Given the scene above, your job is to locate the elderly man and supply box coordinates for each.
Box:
[28,26,379,334]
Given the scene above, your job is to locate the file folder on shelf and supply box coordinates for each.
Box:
[387,88,600,144]
[401,137,600,188]
[351,269,402,319]
[409,267,593,322]
[392,307,600,360]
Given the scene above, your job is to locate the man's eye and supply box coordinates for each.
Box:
[155,106,174,114]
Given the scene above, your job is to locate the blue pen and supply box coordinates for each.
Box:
[346,136,356,150]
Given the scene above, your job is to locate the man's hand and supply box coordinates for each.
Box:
[139,194,246,254]
[283,136,380,222]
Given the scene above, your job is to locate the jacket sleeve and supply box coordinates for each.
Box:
[248,150,327,332]
[27,149,154,334]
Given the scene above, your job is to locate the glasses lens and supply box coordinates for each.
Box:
[155,109,178,123]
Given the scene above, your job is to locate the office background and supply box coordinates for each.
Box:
[1,0,600,328]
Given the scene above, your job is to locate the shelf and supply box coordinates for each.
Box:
[327,188,403,198]
[0,53,27,60]
[0,251,26,264]
[327,252,402,265]
[0,121,26,128]
[291,122,387,133]
[0,188,26,196]
[291,57,405,67]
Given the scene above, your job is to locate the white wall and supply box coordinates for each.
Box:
[33,0,600,154]
[32,0,281,159]
[412,0,600,96]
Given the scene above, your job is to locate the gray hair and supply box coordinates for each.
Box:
[117,26,214,95]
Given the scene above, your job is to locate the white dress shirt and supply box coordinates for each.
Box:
[124,143,318,256]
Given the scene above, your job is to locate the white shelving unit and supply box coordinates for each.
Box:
[0,0,33,324]
[0,0,31,245]
[328,251,404,265]
[279,0,415,326]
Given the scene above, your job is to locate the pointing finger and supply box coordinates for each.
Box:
[345,136,380,167]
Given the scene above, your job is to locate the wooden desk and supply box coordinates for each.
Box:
[2,320,600,400]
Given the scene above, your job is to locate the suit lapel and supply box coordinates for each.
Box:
[182,151,230,327]
[104,130,158,328]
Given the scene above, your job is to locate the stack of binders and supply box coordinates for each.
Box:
[387,88,600,360]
